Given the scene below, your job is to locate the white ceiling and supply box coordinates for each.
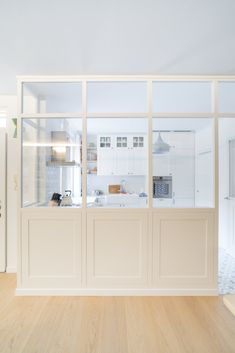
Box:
[1,0,235,94]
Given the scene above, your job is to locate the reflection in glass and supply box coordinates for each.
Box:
[22,118,82,207]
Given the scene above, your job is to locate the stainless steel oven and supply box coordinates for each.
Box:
[153,176,172,199]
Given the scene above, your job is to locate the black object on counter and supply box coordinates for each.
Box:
[51,193,62,206]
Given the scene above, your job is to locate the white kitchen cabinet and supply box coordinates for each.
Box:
[97,134,147,176]
[97,135,115,175]
[97,148,115,175]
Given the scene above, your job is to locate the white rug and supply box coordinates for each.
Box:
[219,248,235,295]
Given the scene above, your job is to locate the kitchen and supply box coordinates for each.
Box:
[22,117,213,209]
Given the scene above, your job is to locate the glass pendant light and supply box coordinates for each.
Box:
[153,132,171,154]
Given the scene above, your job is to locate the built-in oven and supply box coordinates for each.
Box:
[153,176,172,199]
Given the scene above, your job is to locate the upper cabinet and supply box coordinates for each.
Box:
[97,134,147,176]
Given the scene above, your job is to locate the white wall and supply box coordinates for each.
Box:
[195,125,214,208]
[0,95,17,272]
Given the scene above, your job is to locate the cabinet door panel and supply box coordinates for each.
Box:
[115,149,129,175]
[129,135,147,176]
[87,212,149,287]
[97,135,115,175]
[152,212,215,288]
[97,158,115,175]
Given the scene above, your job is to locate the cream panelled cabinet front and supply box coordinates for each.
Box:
[86,212,149,288]
[19,209,82,289]
[152,211,216,289]
[97,134,147,176]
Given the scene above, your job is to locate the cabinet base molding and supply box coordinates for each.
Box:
[15,288,218,296]
[6,267,17,273]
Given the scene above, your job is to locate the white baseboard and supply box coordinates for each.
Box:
[223,295,235,316]
[15,288,218,296]
[6,267,16,273]
[6,266,17,273]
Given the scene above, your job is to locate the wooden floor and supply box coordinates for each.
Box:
[1,274,235,353]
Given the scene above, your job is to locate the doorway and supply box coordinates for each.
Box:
[0,129,6,272]
[219,118,235,294]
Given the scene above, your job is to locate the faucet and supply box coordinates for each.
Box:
[120,179,126,194]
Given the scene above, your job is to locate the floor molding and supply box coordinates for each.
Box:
[15,288,218,296]
[6,267,16,273]
[223,295,235,316]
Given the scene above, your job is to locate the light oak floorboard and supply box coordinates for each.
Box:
[1,275,235,353]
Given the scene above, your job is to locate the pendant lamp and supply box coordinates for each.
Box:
[153,132,170,154]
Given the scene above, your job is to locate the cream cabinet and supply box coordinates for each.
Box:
[152,212,215,289]
[97,134,147,176]
[87,212,149,288]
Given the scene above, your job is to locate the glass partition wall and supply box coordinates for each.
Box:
[22,118,82,207]
[218,81,235,294]
[152,118,214,208]
[20,78,216,209]
[18,76,235,296]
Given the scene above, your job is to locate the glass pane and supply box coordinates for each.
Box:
[22,118,82,207]
[87,118,148,208]
[22,82,82,114]
[219,118,235,255]
[219,118,235,200]
[152,81,212,113]
[152,118,214,208]
[219,81,235,113]
[229,140,235,197]
[87,81,147,113]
